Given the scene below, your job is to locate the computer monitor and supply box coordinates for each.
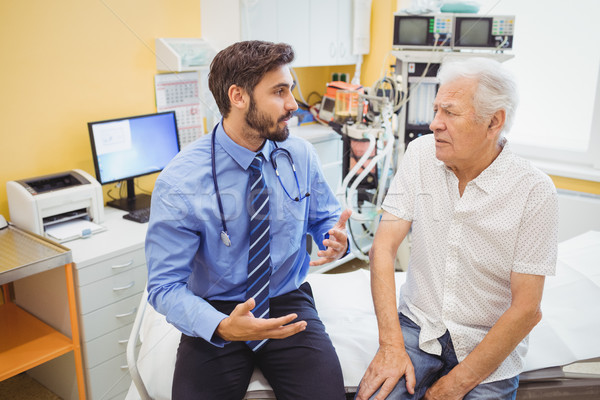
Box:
[88,111,180,211]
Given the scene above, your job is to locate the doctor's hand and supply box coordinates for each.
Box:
[215,298,306,342]
[356,344,416,400]
[309,209,352,267]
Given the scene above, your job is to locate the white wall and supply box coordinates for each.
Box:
[557,190,600,241]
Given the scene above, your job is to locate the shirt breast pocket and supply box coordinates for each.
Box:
[270,196,305,260]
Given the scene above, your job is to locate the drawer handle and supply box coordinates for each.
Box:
[118,339,129,344]
[112,260,134,270]
[120,365,129,370]
[113,281,135,291]
[115,308,137,318]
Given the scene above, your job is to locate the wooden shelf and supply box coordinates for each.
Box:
[0,303,73,380]
[0,225,85,398]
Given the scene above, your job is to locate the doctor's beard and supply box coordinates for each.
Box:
[245,98,293,143]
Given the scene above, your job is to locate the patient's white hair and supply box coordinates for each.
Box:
[437,57,519,136]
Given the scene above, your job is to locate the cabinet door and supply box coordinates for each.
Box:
[278,0,310,67]
[309,0,339,66]
[336,0,357,65]
[240,0,277,41]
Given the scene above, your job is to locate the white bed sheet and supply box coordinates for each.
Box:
[126,231,600,399]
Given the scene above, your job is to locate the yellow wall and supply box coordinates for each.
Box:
[0,0,201,217]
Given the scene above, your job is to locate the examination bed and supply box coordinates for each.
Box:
[125,231,600,399]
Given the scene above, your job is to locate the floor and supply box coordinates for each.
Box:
[0,373,60,399]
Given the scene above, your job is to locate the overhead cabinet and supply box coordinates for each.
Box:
[201,0,357,67]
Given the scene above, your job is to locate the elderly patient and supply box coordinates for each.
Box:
[357,58,559,400]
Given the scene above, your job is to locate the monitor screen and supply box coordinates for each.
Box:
[88,111,180,211]
[457,18,490,46]
[395,17,429,46]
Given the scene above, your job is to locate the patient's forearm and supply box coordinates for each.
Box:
[370,250,403,346]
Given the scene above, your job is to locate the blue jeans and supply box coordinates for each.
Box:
[362,313,519,400]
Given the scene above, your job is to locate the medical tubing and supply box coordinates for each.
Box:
[347,137,391,222]
[337,133,376,210]
[376,111,395,208]
[345,137,379,222]
[289,67,308,106]
[397,34,450,111]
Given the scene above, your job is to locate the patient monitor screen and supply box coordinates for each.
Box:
[396,17,428,45]
[457,19,490,46]
[88,112,180,185]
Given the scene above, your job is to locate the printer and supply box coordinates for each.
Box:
[7,169,104,238]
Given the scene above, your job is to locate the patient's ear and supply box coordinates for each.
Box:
[488,109,506,136]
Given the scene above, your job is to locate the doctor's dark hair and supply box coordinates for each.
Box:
[208,40,295,118]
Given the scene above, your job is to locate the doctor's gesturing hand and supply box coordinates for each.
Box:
[216,298,307,342]
[309,209,352,267]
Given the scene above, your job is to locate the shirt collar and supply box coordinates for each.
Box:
[435,138,513,195]
[215,120,274,170]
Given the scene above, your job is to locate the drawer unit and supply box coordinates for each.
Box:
[79,286,141,343]
[83,323,133,369]
[78,265,147,314]
[85,349,139,400]
[64,209,150,400]
[75,248,146,286]
[313,135,342,166]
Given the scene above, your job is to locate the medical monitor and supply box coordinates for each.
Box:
[88,111,180,211]
[392,13,453,50]
[453,15,515,50]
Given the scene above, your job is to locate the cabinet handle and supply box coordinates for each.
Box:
[112,260,134,270]
[115,308,137,318]
[339,42,346,58]
[113,281,135,291]
[120,365,129,370]
[118,339,129,344]
[330,42,336,58]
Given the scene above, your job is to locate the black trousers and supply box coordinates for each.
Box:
[172,282,346,400]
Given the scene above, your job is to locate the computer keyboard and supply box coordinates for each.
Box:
[123,207,151,223]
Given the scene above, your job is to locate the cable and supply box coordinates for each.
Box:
[495,35,509,51]
[289,67,308,106]
[306,91,323,107]
[396,33,450,112]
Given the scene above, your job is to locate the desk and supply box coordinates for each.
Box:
[0,226,85,399]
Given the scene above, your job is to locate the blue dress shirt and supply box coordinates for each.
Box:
[146,122,343,346]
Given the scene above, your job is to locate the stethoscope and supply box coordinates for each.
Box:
[211,125,309,247]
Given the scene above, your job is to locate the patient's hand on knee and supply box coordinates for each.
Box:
[356,344,416,400]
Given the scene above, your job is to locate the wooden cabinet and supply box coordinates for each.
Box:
[0,226,85,399]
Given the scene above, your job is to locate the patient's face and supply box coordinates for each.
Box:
[430,77,493,171]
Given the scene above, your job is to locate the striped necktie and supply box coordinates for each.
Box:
[246,154,271,351]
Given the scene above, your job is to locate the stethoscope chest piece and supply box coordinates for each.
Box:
[220,231,231,247]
